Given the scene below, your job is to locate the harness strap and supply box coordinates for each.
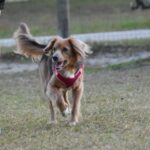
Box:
[53,64,84,88]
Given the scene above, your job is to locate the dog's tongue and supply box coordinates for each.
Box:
[55,61,63,70]
[57,62,62,66]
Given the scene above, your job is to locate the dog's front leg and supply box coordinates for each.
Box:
[70,84,83,126]
[46,84,68,121]
[62,91,71,116]
[56,90,69,117]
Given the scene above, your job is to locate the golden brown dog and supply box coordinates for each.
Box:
[14,23,92,125]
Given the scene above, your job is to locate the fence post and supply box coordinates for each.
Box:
[56,0,70,38]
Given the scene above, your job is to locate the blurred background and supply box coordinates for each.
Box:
[0,0,150,37]
[0,0,150,67]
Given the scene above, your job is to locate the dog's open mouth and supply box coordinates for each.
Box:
[55,60,67,70]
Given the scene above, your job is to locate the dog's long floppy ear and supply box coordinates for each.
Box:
[43,36,62,53]
[68,37,92,59]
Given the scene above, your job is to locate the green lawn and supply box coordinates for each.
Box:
[0,63,150,150]
[0,0,150,38]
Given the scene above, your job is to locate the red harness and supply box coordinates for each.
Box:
[53,64,84,88]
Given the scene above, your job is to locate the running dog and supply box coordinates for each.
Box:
[14,23,92,125]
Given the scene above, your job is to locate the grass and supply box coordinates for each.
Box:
[1,0,150,38]
[0,61,150,150]
[107,57,150,70]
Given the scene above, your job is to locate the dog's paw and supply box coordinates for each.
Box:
[69,121,77,126]
[62,107,71,117]
[47,120,57,125]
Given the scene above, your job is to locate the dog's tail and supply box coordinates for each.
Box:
[13,23,46,60]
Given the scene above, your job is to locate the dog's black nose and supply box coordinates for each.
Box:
[52,56,58,62]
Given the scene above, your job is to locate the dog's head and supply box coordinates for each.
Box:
[44,36,92,70]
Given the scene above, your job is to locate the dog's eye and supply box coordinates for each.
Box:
[63,48,68,52]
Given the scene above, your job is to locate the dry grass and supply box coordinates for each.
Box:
[0,63,150,150]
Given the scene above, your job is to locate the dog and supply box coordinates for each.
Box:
[14,23,92,126]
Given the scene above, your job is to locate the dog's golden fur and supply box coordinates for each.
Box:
[14,23,92,125]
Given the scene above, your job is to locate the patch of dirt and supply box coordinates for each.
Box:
[0,63,37,74]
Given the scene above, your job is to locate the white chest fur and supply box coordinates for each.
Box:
[63,70,75,78]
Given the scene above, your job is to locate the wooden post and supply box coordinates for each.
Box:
[57,0,70,38]
[0,0,5,14]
